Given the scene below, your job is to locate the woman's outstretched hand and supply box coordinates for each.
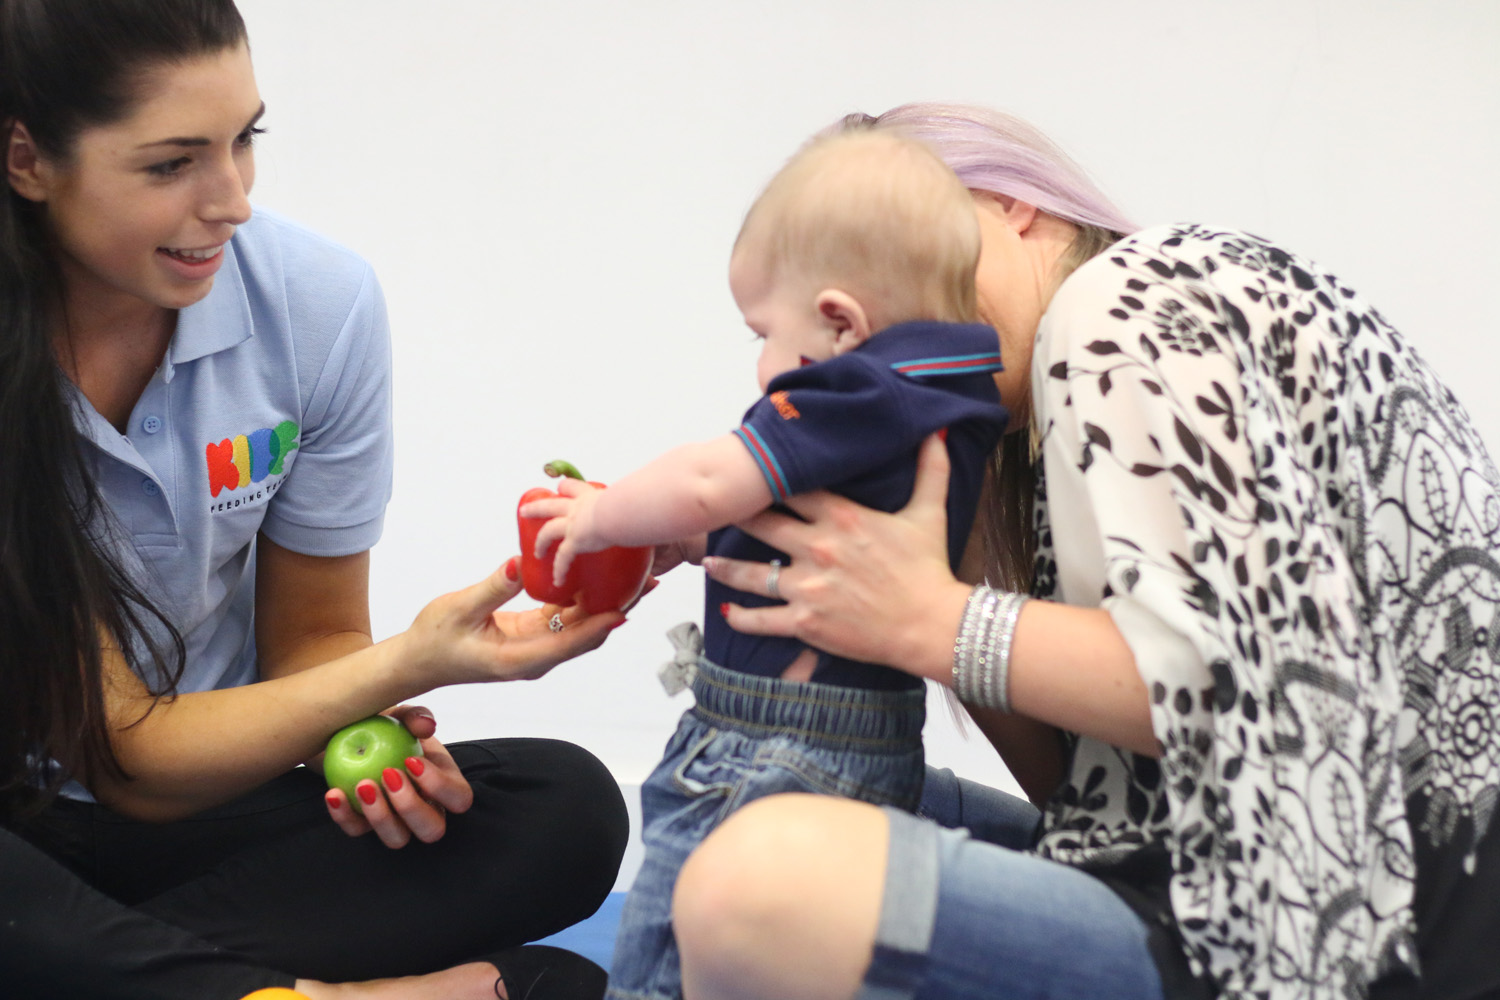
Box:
[397,555,624,689]
[705,433,970,682]
[323,558,625,845]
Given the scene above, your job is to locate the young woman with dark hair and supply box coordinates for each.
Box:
[0,2,626,997]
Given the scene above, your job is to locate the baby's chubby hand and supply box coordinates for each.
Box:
[518,477,606,586]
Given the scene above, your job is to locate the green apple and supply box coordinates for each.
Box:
[323,715,423,814]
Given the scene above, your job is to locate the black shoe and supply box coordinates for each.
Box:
[485,945,607,1000]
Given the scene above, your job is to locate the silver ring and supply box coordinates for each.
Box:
[765,559,783,600]
[549,613,565,633]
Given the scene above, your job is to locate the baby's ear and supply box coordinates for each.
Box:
[816,289,871,355]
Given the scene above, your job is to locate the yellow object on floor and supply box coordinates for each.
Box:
[238,990,313,1000]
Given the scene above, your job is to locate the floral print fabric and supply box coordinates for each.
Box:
[1028,224,1500,998]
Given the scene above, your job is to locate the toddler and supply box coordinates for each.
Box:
[522,126,1010,1000]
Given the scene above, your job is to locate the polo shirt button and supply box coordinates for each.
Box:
[142,415,163,434]
[142,479,160,497]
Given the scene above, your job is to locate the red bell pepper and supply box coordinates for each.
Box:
[517,460,652,614]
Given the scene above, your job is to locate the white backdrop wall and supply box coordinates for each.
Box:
[239,1,1500,794]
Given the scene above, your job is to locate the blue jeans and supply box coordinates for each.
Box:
[864,767,1166,1000]
[607,658,926,1000]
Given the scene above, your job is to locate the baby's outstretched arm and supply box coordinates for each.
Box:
[522,434,772,585]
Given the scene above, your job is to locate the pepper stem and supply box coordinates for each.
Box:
[542,460,585,481]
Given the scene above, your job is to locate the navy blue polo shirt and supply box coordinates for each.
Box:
[706,320,1009,690]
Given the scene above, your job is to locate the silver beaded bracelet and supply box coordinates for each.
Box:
[952,585,1029,713]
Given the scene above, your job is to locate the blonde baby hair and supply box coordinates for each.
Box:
[734,127,981,330]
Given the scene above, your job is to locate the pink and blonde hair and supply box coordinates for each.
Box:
[817,104,1134,591]
[824,103,1136,240]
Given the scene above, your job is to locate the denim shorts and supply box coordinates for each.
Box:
[861,769,1166,1000]
[607,657,926,1000]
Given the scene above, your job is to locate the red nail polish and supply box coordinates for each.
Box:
[937,427,949,443]
[357,782,379,806]
[719,603,730,618]
[382,767,404,793]
[504,556,520,581]
[325,790,342,809]
[609,617,628,630]
[405,756,425,777]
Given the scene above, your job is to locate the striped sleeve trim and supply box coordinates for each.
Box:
[891,352,1003,377]
[733,425,791,503]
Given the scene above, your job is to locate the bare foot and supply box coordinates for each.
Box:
[295,960,503,999]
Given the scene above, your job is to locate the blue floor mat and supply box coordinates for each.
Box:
[533,890,625,967]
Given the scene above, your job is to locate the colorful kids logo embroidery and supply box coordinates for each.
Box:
[206,420,299,498]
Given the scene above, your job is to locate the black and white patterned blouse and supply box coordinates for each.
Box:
[1029,224,1500,999]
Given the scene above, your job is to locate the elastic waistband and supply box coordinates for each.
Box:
[689,658,925,753]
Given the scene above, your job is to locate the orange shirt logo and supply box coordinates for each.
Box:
[769,391,801,420]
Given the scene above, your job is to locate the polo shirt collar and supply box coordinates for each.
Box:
[854,320,1005,372]
[164,235,253,379]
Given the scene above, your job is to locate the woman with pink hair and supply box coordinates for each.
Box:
[676,104,1500,1000]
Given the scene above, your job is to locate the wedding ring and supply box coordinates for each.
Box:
[549,613,565,633]
[766,559,783,600]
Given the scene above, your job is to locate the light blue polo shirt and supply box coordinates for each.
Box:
[68,207,393,724]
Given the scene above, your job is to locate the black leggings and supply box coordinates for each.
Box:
[1,738,628,1000]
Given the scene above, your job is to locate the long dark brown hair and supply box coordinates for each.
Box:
[0,0,247,822]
